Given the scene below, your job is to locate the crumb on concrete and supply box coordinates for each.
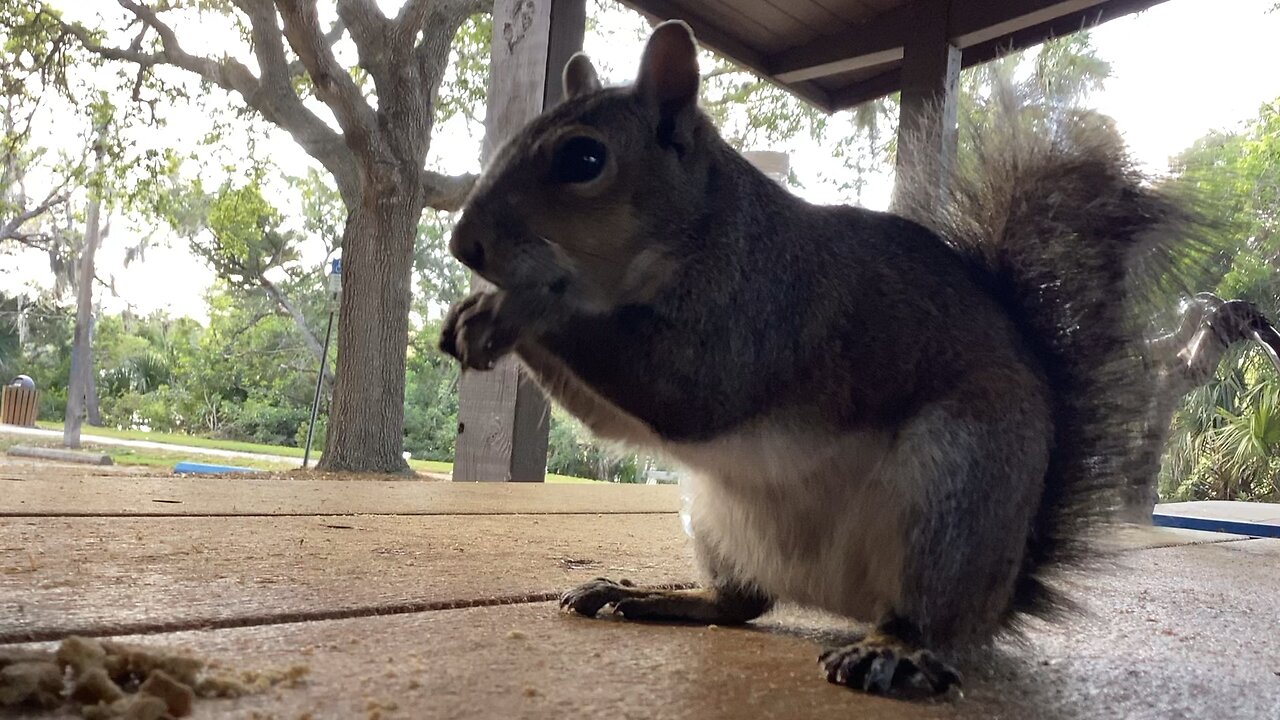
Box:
[0,659,63,709]
[81,694,171,720]
[58,636,107,675]
[506,630,526,640]
[2,636,309,718]
[70,667,126,705]
[139,670,195,717]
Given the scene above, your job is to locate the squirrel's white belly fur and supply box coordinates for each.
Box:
[517,349,976,621]
[668,420,923,621]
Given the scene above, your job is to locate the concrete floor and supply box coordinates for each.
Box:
[2,458,1278,719]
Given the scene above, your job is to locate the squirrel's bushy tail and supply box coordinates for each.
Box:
[896,84,1214,621]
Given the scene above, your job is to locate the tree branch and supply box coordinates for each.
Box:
[413,0,490,86]
[287,17,346,77]
[259,274,334,387]
[56,2,363,208]
[0,189,69,244]
[421,170,476,212]
[277,0,379,148]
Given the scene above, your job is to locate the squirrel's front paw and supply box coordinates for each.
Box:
[440,291,520,371]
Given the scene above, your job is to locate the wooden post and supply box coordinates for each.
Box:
[453,0,586,482]
[891,0,960,215]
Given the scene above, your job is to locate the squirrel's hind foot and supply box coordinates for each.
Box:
[820,633,961,699]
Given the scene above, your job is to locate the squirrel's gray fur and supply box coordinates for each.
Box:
[439,21,1235,696]
[892,82,1208,625]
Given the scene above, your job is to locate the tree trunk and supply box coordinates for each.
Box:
[316,189,419,473]
[85,311,103,426]
[64,139,106,449]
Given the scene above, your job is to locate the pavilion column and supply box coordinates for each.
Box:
[453,0,587,482]
[891,0,960,215]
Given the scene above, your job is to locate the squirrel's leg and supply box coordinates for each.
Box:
[820,368,1052,697]
[559,579,771,624]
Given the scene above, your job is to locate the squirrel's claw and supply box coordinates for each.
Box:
[439,291,520,370]
[820,638,960,698]
[559,577,636,617]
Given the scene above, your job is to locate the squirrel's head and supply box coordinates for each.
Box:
[450,21,714,308]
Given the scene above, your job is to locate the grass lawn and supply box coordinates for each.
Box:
[28,421,597,482]
[0,436,296,471]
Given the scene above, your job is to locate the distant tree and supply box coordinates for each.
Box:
[36,0,491,472]
[164,173,337,388]
[0,3,76,250]
[62,112,107,446]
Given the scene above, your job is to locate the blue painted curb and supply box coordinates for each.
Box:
[1152,513,1280,539]
[173,461,258,474]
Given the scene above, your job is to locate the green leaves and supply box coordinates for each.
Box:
[180,177,302,288]
[1160,97,1280,503]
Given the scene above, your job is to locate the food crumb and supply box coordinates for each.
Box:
[0,659,63,709]
[57,636,107,674]
[406,678,421,690]
[82,694,169,720]
[522,686,540,698]
[69,667,125,705]
[506,630,526,640]
[365,697,400,716]
[3,636,309,718]
[139,670,195,717]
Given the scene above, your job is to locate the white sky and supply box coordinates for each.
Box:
[6,0,1280,323]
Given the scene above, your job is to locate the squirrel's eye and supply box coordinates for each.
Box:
[552,136,608,184]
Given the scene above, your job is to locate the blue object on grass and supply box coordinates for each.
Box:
[173,461,257,474]
[1152,513,1280,539]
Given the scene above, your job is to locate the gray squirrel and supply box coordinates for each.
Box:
[439,21,1280,697]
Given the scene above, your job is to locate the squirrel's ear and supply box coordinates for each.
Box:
[635,20,700,113]
[562,53,601,100]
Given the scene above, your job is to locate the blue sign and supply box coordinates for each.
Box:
[331,258,342,275]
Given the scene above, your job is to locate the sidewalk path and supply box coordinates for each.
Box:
[0,425,303,467]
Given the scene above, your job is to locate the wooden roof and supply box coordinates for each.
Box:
[619,0,1169,111]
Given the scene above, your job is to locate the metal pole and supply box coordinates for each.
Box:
[304,259,341,469]
[303,305,335,469]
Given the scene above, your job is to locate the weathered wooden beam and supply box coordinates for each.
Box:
[453,0,587,483]
[7,444,113,466]
[825,0,1166,111]
[770,9,913,84]
[826,68,903,112]
[891,0,960,216]
[959,0,1169,68]
[768,0,1110,84]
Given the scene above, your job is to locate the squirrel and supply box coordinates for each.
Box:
[439,21,1280,697]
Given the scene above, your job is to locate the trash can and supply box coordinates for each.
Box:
[1,376,38,427]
